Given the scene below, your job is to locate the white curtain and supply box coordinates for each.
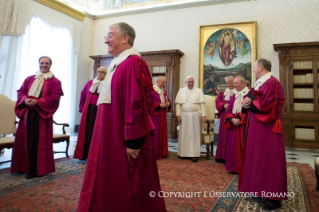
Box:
[15,16,77,133]
[0,35,23,98]
[0,0,83,133]
[0,0,82,53]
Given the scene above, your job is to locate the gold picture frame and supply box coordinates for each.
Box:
[199,21,257,96]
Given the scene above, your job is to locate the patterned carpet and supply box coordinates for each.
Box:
[0,153,318,212]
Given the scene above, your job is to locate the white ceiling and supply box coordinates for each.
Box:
[57,0,253,19]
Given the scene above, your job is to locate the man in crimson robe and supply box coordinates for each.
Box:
[73,66,107,160]
[11,56,64,179]
[215,76,235,163]
[240,59,287,210]
[224,76,249,187]
[152,76,171,160]
[77,22,166,212]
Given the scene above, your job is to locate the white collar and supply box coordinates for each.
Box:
[93,78,101,84]
[153,84,165,103]
[153,84,163,94]
[254,72,274,91]
[224,88,236,101]
[97,48,140,105]
[35,70,53,79]
[224,88,236,95]
[235,87,249,98]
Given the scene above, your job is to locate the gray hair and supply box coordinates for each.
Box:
[224,76,234,82]
[110,22,136,46]
[235,75,246,83]
[97,66,107,73]
[257,58,272,71]
[185,76,194,82]
[156,76,165,81]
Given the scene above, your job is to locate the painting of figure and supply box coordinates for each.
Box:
[201,24,255,96]
[123,0,161,7]
[203,65,219,95]
[204,41,217,59]
[69,0,120,10]
[218,29,237,67]
[237,38,251,58]
[88,0,106,11]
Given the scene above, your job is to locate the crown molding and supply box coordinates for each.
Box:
[35,0,86,22]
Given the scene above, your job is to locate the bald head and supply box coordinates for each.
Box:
[156,76,166,89]
[97,66,107,80]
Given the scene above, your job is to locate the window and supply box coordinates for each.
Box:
[0,16,77,132]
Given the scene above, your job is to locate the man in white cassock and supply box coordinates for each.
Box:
[175,76,207,162]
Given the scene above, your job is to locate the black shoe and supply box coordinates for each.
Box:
[261,199,281,210]
[191,157,198,162]
[215,159,226,164]
[228,171,238,175]
[247,197,263,203]
[25,172,37,179]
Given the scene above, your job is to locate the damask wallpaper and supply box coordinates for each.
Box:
[91,0,319,88]
[75,17,93,124]
[1,0,318,125]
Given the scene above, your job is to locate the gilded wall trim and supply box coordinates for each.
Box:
[35,0,86,22]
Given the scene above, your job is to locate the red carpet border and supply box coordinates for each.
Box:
[0,153,318,211]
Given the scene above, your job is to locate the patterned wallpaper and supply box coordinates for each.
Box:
[75,17,93,124]
[0,0,93,125]
[2,0,318,125]
[91,0,319,88]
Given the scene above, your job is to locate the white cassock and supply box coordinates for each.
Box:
[175,87,206,157]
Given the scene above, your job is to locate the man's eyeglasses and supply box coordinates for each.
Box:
[97,71,106,74]
[104,33,114,40]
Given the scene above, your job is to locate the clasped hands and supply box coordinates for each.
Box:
[126,148,140,162]
[24,98,38,107]
[159,102,170,108]
[232,118,241,126]
[242,97,251,109]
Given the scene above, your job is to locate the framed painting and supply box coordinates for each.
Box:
[199,21,257,96]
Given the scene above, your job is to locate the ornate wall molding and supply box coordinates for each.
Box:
[35,0,86,22]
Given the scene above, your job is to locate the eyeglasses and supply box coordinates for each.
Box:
[104,33,114,40]
[97,71,106,74]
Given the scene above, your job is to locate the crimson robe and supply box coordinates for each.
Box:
[11,75,63,175]
[215,91,232,161]
[77,55,166,212]
[224,93,248,188]
[152,90,171,160]
[240,77,288,200]
[74,80,98,159]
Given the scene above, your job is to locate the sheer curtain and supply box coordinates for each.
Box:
[14,16,77,133]
[0,35,23,98]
